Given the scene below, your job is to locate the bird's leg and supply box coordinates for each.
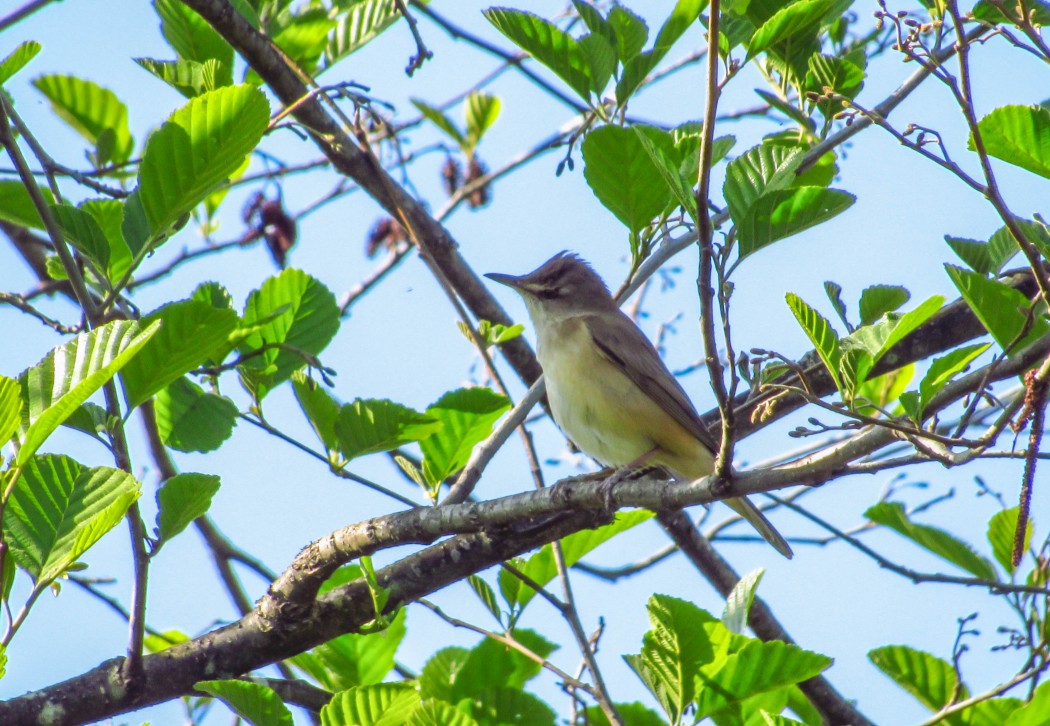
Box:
[598,448,660,510]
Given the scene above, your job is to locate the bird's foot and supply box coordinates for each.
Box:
[597,467,631,510]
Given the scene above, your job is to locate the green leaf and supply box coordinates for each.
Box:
[869,645,962,710]
[633,125,699,222]
[582,702,666,726]
[271,9,335,74]
[293,371,341,455]
[420,387,510,487]
[484,8,593,101]
[320,683,420,726]
[824,281,850,330]
[17,320,158,466]
[0,376,21,447]
[156,473,220,544]
[738,186,855,259]
[154,0,234,83]
[1006,681,1050,726]
[445,630,556,700]
[747,0,839,59]
[582,124,674,234]
[121,300,239,409]
[615,0,704,104]
[465,92,502,148]
[0,180,55,230]
[844,296,944,367]
[865,502,998,580]
[411,99,465,146]
[195,680,292,726]
[3,455,140,583]
[154,377,238,453]
[467,574,503,624]
[785,293,842,394]
[138,84,269,237]
[238,268,340,402]
[332,399,441,461]
[32,74,134,165]
[724,144,804,224]
[625,595,721,723]
[694,640,832,719]
[294,610,407,692]
[326,0,402,65]
[945,264,1047,351]
[858,285,910,327]
[504,511,653,609]
[461,687,556,726]
[121,190,151,257]
[722,567,764,634]
[972,105,1050,179]
[0,41,42,86]
[49,203,111,274]
[135,58,218,98]
[911,343,990,420]
[988,507,1031,573]
[804,54,864,113]
[607,5,649,63]
[78,199,133,283]
[949,219,1049,275]
[419,647,470,703]
[579,33,617,94]
[407,700,480,726]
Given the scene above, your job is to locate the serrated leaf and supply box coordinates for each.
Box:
[582,702,666,726]
[0,41,42,86]
[509,511,653,609]
[420,388,510,486]
[154,0,234,82]
[747,0,839,59]
[945,264,1047,351]
[804,54,864,119]
[972,105,1050,179]
[419,646,470,702]
[17,321,159,466]
[239,268,340,402]
[988,507,1031,573]
[723,144,804,224]
[844,296,943,367]
[615,0,702,104]
[122,300,240,409]
[294,610,407,693]
[694,640,832,719]
[325,0,402,64]
[156,473,220,544]
[738,187,855,259]
[634,125,698,222]
[866,502,998,580]
[824,281,850,330]
[138,84,269,237]
[3,455,140,583]
[579,33,617,94]
[462,687,556,726]
[154,377,238,453]
[49,203,111,274]
[722,567,764,634]
[195,680,292,726]
[785,293,842,394]
[484,8,592,101]
[333,399,441,461]
[320,683,419,726]
[292,371,341,454]
[858,285,910,326]
[411,99,465,146]
[408,700,480,726]
[447,630,556,700]
[464,92,501,148]
[582,124,675,234]
[32,74,134,165]
[0,376,23,447]
[0,180,55,230]
[869,645,962,710]
[1005,681,1050,726]
[135,58,215,98]
[607,5,649,63]
[912,343,989,419]
[467,574,502,624]
[271,8,335,75]
[626,595,721,723]
[78,199,133,283]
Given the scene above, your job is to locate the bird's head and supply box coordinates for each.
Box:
[485,252,615,321]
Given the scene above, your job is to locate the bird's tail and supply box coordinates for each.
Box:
[725,496,793,559]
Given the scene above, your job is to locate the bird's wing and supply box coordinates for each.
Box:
[583,310,719,453]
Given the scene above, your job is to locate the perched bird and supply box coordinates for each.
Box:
[486,252,792,558]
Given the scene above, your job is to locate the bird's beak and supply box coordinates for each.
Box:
[484,272,523,290]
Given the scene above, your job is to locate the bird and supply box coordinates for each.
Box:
[485,252,792,558]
